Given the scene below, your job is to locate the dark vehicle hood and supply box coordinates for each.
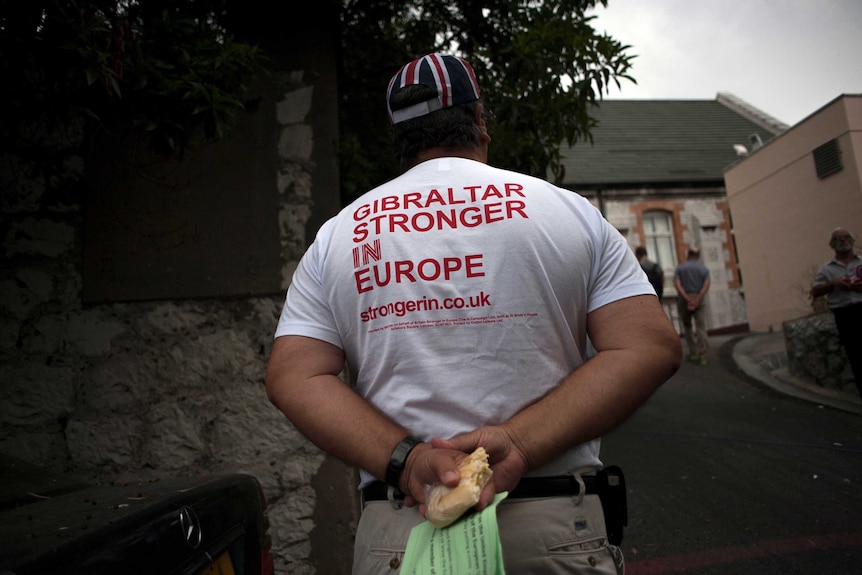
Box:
[0,455,266,575]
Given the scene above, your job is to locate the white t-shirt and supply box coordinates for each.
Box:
[276,157,653,487]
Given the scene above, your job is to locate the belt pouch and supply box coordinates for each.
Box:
[596,465,628,545]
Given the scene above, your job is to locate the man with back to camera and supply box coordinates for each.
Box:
[674,246,711,366]
[811,227,862,398]
[265,53,682,573]
[636,245,664,299]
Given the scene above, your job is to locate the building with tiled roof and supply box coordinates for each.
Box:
[558,94,787,334]
[559,95,786,188]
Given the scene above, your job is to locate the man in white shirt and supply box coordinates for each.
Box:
[265,53,681,573]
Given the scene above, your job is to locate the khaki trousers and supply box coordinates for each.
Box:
[353,493,624,574]
[677,298,708,358]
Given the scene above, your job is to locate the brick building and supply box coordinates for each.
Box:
[558,93,788,333]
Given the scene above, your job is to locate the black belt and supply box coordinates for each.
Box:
[362,474,598,502]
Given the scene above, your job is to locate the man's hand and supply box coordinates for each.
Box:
[838,278,862,291]
[398,443,466,513]
[430,426,530,508]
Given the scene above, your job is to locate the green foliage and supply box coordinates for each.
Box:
[339,0,635,202]
[2,0,633,206]
[0,0,267,156]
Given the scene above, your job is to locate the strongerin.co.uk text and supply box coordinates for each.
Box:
[360,291,491,323]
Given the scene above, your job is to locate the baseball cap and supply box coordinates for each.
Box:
[386,53,481,124]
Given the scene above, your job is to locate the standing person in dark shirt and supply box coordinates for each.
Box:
[636,246,664,300]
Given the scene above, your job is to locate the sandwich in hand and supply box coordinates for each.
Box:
[425,447,493,528]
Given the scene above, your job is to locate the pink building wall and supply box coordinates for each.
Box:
[725,95,862,332]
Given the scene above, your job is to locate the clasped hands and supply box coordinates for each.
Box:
[836,278,862,291]
[398,425,529,518]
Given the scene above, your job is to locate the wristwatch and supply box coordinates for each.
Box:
[385,435,422,488]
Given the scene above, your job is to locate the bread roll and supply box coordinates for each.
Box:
[425,447,493,528]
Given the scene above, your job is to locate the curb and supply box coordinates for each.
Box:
[731,334,862,416]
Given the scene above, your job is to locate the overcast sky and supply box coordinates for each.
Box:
[587,0,862,127]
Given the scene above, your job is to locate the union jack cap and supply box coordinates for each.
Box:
[386,53,481,124]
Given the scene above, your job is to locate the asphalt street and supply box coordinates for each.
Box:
[601,336,862,575]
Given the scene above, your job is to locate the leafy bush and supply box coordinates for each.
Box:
[1,0,267,156]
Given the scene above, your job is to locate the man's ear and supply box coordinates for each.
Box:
[476,104,491,144]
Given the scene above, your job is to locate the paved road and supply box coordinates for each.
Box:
[601,337,862,574]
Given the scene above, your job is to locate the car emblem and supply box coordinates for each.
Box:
[179,506,202,548]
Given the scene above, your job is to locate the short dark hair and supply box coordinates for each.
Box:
[390,84,484,166]
[635,246,647,258]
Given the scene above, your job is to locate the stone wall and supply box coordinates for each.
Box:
[0,67,347,575]
[783,313,854,393]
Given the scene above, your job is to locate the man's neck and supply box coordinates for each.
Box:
[412,145,488,167]
[835,251,856,264]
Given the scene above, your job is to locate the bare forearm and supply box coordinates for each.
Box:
[503,295,681,471]
[811,281,836,298]
[504,343,679,470]
[675,280,709,305]
[279,378,405,477]
[265,337,408,481]
[266,336,485,502]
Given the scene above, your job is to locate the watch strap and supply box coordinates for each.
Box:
[385,435,422,488]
